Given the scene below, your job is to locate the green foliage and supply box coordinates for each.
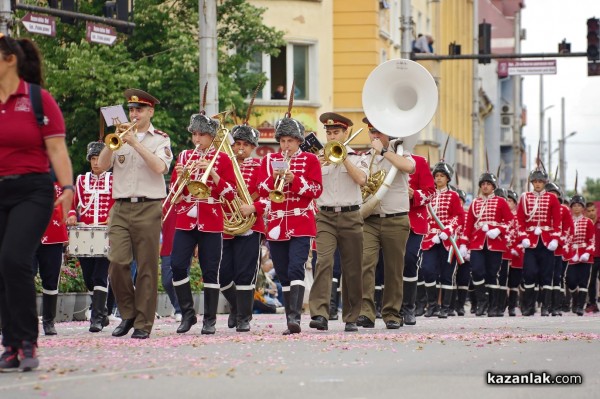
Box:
[58,258,88,293]
[15,0,284,175]
[582,177,600,202]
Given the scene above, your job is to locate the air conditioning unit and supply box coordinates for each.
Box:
[501,104,513,114]
[501,114,513,127]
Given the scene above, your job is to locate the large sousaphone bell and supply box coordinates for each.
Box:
[360,59,439,216]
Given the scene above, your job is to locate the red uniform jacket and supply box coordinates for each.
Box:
[160,205,177,257]
[556,204,574,259]
[172,148,236,232]
[223,157,266,239]
[42,183,68,245]
[257,149,322,241]
[68,171,114,225]
[567,215,595,265]
[516,190,561,248]
[421,188,464,251]
[408,155,435,235]
[463,194,514,252]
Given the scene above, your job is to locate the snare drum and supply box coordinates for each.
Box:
[67,225,110,257]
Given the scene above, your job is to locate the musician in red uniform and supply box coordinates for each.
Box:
[566,194,595,315]
[516,167,562,316]
[420,161,464,318]
[401,154,434,325]
[170,113,236,335]
[257,115,323,335]
[452,186,470,316]
[219,122,266,333]
[505,188,523,316]
[67,142,115,332]
[34,181,68,336]
[461,174,513,317]
[544,182,574,316]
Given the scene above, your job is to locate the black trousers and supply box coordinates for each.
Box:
[32,243,63,292]
[403,231,423,282]
[269,237,310,286]
[79,257,110,290]
[171,229,222,286]
[566,263,592,291]
[523,243,555,289]
[0,173,54,348]
[507,267,523,290]
[470,244,502,287]
[587,257,600,304]
[456,260,471,289]
[375,248,385,286]
[421,243,455,287]
[219,232,262,288]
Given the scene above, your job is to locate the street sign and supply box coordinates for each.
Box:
[497,60,557,77]
[21,13,56,37]
[85,22,118,46]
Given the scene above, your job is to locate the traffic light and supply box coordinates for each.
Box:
[478,22,492,64]
[558,39,571,54]
[587,18,600,61]
[116,0,131,33]
[448,42,461,55]
[48,0,75,24]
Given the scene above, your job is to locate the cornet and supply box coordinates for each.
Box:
[269,150,290,203]
[104,119,138,151]
[162,144,202,222]
[322,128,363,165]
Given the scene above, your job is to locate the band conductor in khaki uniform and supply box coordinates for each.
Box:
[309,113,368,333]
[98,89,173,339]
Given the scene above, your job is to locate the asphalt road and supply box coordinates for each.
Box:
[1,311,598,399]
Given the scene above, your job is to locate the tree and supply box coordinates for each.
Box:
[17,0,284,174]
[583,177,600,202]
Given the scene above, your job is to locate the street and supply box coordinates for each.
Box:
[0,312,598,398]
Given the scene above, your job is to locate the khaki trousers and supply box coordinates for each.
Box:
[309,210,363,322]
[108,200,161,333]
[360,214,410,323]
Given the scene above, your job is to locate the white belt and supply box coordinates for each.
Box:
[525,226,551,231]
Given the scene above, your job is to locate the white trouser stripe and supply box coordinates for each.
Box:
[282,286,291,292]
[472,279,485,286]
[523,283,535,289]
[173,277,190,286]
[42,289,58,295]
[220,281,234,291]
[332,278,339,283]
[441,285,454,290]
[424,282,437,287]
[403,276,418,282]
[457,286,469,290]
[290,280,305,287]
[236,285,254,290]
[204,283,220,289]
[93,286,108,293]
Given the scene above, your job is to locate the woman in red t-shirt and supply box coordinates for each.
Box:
[0,34,73,372]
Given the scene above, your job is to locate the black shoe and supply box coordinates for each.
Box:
[309,316,328,331]
[112,318,135,337]
[385,320,402,329]
[0,346,19,372]
[438,308,448,318]
[18,341,39,372]
[131,329,150,339]
[43,321,57,336]
[177,312,197,334]
[328,312,339,321]
[404,311,416,326]
[344,322,358,332]
[356,315,375,328]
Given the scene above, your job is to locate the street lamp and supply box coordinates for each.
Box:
[541,104,554,166]
[558,130,576,189]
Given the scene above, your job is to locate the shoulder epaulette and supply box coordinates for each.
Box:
[154,129,169,138]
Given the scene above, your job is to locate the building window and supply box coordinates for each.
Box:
[252,41,317,103]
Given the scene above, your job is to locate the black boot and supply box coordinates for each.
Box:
[201,288,220,335]
[42,293,58,336]
[447,289,457,316]
[402,281,417,325]
[495,288,507,317]
[424,286,439,317]
[475,285,488,316]
[540,288,552,316]
[571,290,578,314]
[282,290,292,335]
[487,288,499,317]
[469,290,477,314]
[286,284,304,334]
[89,289,109,333]
[562,289,572,313]
[174,282,197,333]
[507,290,518,316]
[415,284,426,317]
[235,289,254,332]
[521,288,535,316]
[374,288,383,319]
[576,291,587,316]
[329,280,339,321]
[551,290,563,316]
[438,289,453,318]
[221,285,237,329]
[455,289,467,316]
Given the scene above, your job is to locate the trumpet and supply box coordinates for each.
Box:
[162,144,202,222]
[269,150,290,203]
[104,120,138,151]
[322,128,363,165]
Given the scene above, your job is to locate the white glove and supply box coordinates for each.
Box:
[482,224,489,232]
[486,228,501,240]
[534,227,542,235]
[511,249,519,257]
[439,232,449,241]
[571,254,579,263]
[464,253,471,261]
[432,234,441,244]
[459,244,468,259]
[580,253,590,262]
[522,238,531,249]
[547,239,558,251]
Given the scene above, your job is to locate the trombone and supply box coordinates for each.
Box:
[322,128,363,165]
[104,119,138,151]
[269,150,290,203]
[186,125,230,199]
[162,144,202,222]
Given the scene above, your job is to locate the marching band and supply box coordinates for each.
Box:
[37,84,597,340]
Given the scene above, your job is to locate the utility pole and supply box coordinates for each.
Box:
[400,0,412,59]
[472,0,480,193]
[512,9,523,193]
[548,117,552,178]
[199,0,218,115]
[0,0,11,35]
[559,97,566,190]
